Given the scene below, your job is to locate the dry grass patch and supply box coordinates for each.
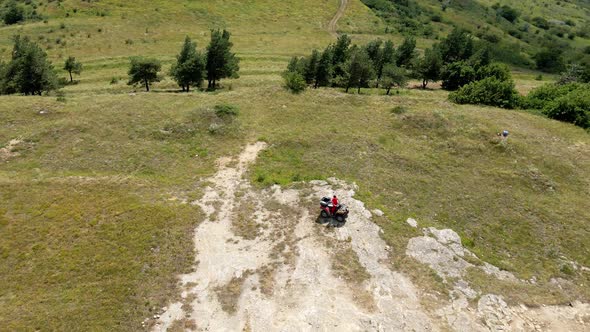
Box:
[323,235,376,311]
[168,318,197,332]
[257,264,278,297]
[232,197,264,240]
[214,271,253,314]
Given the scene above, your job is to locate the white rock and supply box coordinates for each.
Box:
[406,218,418,228]
[372,209,384,217]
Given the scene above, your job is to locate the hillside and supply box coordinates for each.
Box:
[1,0,590,331]
[360,0,590,67]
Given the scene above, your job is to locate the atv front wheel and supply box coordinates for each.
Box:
[320,210,329,218]
[335,215,344,222]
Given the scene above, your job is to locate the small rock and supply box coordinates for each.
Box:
[406,218,418,228]
[372,209,384,217]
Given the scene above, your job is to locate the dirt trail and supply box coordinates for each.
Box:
[153,143,436,331]
[328,0,348,37]
[153,143,590,331]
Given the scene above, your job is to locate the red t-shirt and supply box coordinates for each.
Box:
[332,197,339,206]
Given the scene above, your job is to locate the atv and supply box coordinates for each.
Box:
[319,196,349,222]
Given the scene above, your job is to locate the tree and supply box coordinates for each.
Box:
[534,48,565,73]
[3,1,24,25]
[382,40,396,65]
[381,64,407,95]
[0,35,57,95]
[303,50,320,85]
[365,39,383,82]
[395,36,416,68]
[332,34,352,66]
[439,28,474,63]
[440,61,476,90]
[286,56,298,72]
[332,34,352,77]
[314,48,333,88]
[205,29,239,90]
[283,71,306,94]
[344,49,375,93]
[127,57,161,92]
[63,56,82,83]
[415,47,442,89]
[558,64,589,84]
[170,36,206,92]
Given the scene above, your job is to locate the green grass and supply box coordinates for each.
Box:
[248,87,590,302]
[1,0,589,330]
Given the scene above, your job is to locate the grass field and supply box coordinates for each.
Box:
[1,0,589,330]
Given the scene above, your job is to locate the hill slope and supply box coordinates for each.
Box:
[0,0,589,330]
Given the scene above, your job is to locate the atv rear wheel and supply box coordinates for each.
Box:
[320,210,329,218]
[335,215,344,222]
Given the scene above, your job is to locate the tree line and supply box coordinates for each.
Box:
[284,29,526,95]
[284,29,590,129]
[0,29,239,95]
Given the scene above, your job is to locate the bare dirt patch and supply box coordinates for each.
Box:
[153,143,436,331]
[0,139,23,162]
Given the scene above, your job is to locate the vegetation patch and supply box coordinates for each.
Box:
[323,235,375,311]
[214,271,252,314]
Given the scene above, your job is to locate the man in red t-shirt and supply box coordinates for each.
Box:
[331,195,339,215]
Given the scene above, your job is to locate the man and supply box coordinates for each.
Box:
[331,195,339,215]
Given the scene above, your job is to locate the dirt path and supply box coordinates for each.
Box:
[153,143,436,331]
[152,143,590,331]
[328,0,348,37]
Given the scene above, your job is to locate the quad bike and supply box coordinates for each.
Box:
[319,196,349,222]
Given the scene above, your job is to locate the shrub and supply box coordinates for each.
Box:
[532,17,550,30]
[534,48,565,73]
[390,106,407,114]
[476,63,511,81]
[449,77,519,109]
[213,104,239,117]
[441,61,476,90]
[521,83,582,109]
[543,87,590,129]
[283,71,306,94]
[496,5,519,23]
[3,1,24,25]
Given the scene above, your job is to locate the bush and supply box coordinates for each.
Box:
[283,71,306,94]
[449,77,519,109]
[543,87,590,129]
[532,17,550,30]
[390,106,407,114]
[213,104,239,117]
[534,48,565,73]
[3,1,24,25]
[476,63,511,81]
[441,61,476,90]
[496,5,519,23]
[521,83,582,109]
